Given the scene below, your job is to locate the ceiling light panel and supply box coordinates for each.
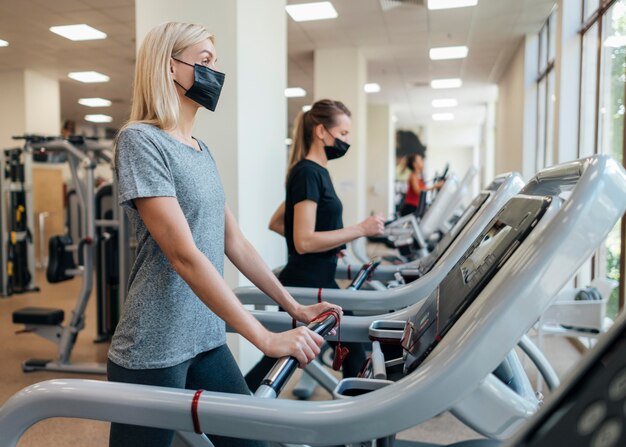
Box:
[432,98,458,108]
[430,78,463,89]
[286,2,338,22]
[428,0,478,10]
[79,97,112,107]
[429,46,468,60]
[364,83,381,93]
[50,24,107,41]
[0,40,8,47]
[68,71,110,83]
[285,87,307,98]
[432,113,455,121]
[85,114,113,123]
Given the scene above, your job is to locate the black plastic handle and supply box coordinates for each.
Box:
[347,259,381,290]
[259,310,339,395]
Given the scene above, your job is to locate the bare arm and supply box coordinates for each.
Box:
[134,197,323,365]
[224,205,332,322]
[410,174,444,193]
[292,200,384,255]
[268,201,285,236]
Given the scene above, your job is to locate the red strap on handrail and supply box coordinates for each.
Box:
[310,308,348,371]
[347,264,352,280]
[317,288,322,303]
[191,389,204,434]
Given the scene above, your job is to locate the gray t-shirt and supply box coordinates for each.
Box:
[108,123,226,369]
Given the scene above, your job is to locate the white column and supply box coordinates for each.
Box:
[0,70,60,149]
[314,48,367,226]
[366,104,394,218]
[136,0,287,372]
[553,0,582,164]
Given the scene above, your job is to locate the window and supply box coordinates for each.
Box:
[579,0,626,318]
[536,8,557,170]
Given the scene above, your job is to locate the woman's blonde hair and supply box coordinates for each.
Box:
[286,99,351,181]
[125,22,214,130]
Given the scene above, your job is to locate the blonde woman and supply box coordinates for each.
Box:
[108,22,335,447]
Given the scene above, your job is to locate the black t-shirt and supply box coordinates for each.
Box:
[279,159,344,288]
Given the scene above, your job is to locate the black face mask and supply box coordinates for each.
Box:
[323,127,350,160]
[172,58,225,111]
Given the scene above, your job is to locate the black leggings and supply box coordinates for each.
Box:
[108,345,268,447]
[245,277,368,392]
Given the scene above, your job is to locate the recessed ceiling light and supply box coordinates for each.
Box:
[302,105,312,112]
[0,40,8,47]
[432,98,458,108]
[285,138,293,145]
[285,87,307,98]
[85,114,112,123]
[286,2,338,22]
[430,46,468,60]
[604,35,626,48]
[432,113,455,121]
[78,97,112,107]
[430,78,462,89]
[50,24,107,41]
[364,83,381,93]
[428,0,478,10]
[68,71,110,83]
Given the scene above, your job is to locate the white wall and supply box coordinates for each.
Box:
[366,104,394,218]
[495,41,526,177]
[314,47,367,226]
[0,70,60,150]
[427,122,481,199]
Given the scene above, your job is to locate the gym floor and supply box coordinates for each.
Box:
[0,271,583,446]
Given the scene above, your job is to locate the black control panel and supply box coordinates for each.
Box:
[509,314,626,447]
[401,195,553,373]
[418,192,491,276]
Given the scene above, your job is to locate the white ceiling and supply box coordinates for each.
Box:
[0,0,555,132]
[287,0,555,127]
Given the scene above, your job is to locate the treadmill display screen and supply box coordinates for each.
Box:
[460,221,511,284]
[418,192,490,275]
[402,196,552,374]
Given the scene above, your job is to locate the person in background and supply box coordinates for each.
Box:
[400,152,444,217]
[245,99,385,390]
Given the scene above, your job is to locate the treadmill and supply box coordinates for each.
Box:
[1,155,625,447]
[236,172,524,313]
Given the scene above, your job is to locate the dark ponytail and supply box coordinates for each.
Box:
[286,99,351,181]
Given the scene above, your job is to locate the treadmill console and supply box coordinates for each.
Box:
[418,192,491,275]
[507,314,626,447]
[401,195,553,373]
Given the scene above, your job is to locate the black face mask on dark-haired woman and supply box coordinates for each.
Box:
[323,127,350,160]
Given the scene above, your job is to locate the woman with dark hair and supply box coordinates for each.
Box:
[245,99,385,389]
[400,152,444,217]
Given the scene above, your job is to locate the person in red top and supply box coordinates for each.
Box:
[400,152,444,217]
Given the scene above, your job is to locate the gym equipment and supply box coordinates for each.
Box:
[236,172,524,313]
[364,166,478,264]
[2,155,622,446]
[505,309,626,447]
[337,172,524,284]
[0,146,38,296]
[10,135,129,374]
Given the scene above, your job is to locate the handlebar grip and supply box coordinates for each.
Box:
[347,259,381,290]
[256,310,338,398]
